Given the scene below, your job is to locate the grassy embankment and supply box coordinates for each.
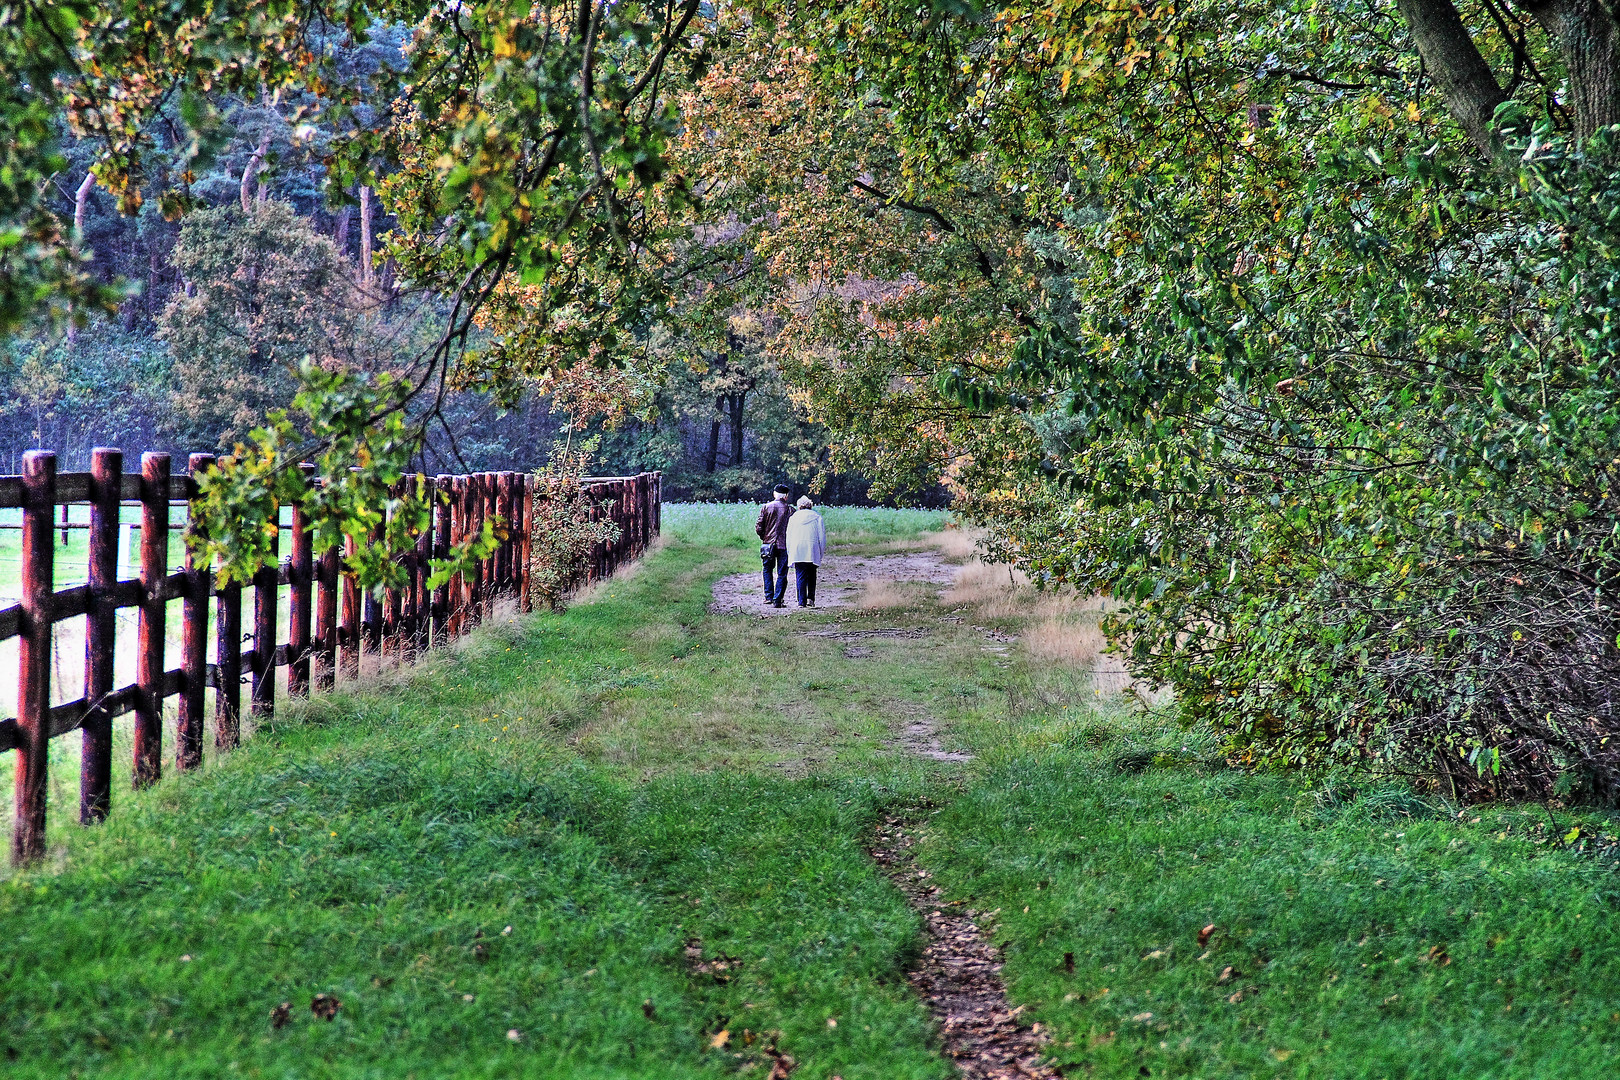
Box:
[3,503,1620,1078]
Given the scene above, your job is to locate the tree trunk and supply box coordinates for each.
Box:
[1518,0,1620,138]
[73,172,95,238]
[728,392,746,466]
[240,130,271,213]
[706,408,722,473]
[1394,0,1508,154]
[67,171,97,342]
[359,185,374,289]
[334,203,351,254]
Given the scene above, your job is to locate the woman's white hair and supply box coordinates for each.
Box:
[797,495,814,509]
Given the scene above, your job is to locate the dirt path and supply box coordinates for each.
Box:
[871,815,1058,1079]
[708,551,959,614]
[714,540,1056,1078]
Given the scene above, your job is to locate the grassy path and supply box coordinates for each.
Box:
[4,505,1620,1078]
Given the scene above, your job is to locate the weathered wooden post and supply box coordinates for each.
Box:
[340,532,361,681]
[251,520,279,722]
[134,451,170,788]
[81,447,121,823]
[461,474,479,629]
[413,475,435,654]
[13,451,56,863]
[215,536,244,752]
[177,453,214,770]
[432,476,452,645]
[463,476,479,628]
[518,474,535,613]
[495,472,514,594]
[382,482,403,666]
[478,473,495,616]
[363,511,383,663]
[288,464,314,697]
[315,475,339,691]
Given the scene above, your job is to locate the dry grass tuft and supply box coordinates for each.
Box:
[1024,615,1106,668]
[923,526,985,563]
[940,559,1028,614]
[937,552,1157,699]
[857,578,911,609]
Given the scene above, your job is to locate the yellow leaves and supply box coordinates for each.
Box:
[1118,44,1152,76]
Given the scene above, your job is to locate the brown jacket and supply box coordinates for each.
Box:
[755,497,793,547]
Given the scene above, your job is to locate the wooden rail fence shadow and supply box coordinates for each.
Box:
[0,449,660,865]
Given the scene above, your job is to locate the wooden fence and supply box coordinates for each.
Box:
[0,450,661,864]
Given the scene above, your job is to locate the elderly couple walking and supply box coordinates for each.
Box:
[755,485,826,608]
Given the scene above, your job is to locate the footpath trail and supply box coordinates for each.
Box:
[3,505,1620,1079]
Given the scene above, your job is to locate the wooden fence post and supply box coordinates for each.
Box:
[518,474,535,613]
[251,522,279,723]
[215,551,243,752]
[463,474,480,628]
[432,475,452,646]
[413,475,435,654]
[315,476,339,692]
[364,511,383,663]
[177,454,214,771]
[382,483,402,666]
[495,472,513,595]
[287,464,314,697]
[13,451,55,864]
[340,532,360,681]
[477,473,494,617]
[460,475,478,628]
[133,451,170,789]
[81,447,120,824]
[445,477,463,638]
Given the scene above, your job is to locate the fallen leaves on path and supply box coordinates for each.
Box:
[871,815,1058,1079]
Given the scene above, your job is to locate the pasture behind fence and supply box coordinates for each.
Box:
[0,450,660,865]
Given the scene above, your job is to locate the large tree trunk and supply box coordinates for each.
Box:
[1519,0,1620,138]
[706,413,721,472]
[1394,0,1508,154]
[1398,0,1620,150]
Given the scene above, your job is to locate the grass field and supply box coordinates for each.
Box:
[2,502,1618,1077]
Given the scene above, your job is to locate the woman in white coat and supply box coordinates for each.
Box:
[785,496,826,607]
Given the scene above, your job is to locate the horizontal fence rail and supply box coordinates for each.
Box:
[0,450,660,864]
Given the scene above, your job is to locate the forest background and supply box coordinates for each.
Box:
[0,20,883,504]
[8,0,1620,804]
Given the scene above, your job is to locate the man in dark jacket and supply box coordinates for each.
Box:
[755,485,794,607]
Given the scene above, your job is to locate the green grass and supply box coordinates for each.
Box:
[0,521,956,1079]
[662,501,948,550]
[921,713,1620,1078]
[4,505,1620,1078]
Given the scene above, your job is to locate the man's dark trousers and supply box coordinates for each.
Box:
[763,546,789,604]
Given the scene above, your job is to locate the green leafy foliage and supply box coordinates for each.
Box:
[727,0,1620,799]
[190,362,485,591]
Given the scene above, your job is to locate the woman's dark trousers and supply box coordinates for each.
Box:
[794,563,818,606]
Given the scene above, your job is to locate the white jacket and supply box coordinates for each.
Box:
[785,509,826,565]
